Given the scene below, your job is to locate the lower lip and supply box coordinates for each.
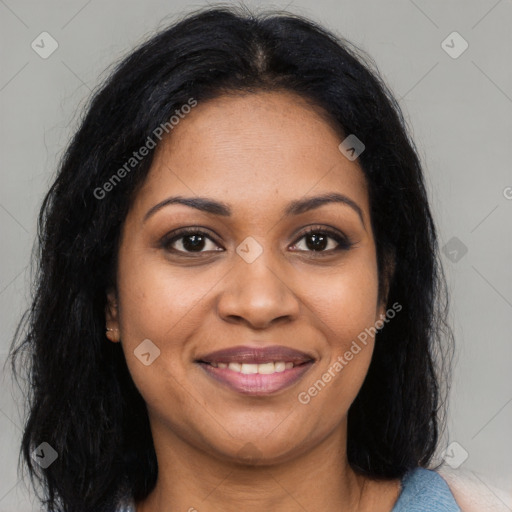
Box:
[198,362,314,396]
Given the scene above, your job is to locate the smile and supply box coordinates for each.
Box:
[196,345,315,395]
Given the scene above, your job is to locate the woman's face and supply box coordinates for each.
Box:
[106,91,388,465]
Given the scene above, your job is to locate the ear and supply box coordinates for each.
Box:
[105,287,120,343]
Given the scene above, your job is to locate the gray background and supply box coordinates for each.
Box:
[1,0,511,510]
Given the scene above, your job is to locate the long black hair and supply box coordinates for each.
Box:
[10,4,453,511]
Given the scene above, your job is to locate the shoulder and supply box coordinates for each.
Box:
[392,467,460,511]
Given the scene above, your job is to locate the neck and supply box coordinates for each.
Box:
[135,419,400,512]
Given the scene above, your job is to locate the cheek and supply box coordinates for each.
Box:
[116,276,205,432]
[113,248,198,394]
[307,253,380,349]
[298,254,380,403]
[116,243,211,346]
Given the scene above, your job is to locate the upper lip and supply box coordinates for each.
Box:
[196,345,315,365]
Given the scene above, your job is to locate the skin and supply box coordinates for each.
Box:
[105,91,401,511]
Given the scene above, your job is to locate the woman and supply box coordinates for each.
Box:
[11,5,464,511]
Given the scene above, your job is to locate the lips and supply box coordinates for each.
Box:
[195,345,315,395]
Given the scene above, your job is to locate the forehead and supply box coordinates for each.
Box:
[132,91,369,218]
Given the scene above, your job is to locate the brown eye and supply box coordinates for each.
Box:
[291,227,353,253]
[161,228,223,254]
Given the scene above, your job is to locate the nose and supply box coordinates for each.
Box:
[217,252,300,330]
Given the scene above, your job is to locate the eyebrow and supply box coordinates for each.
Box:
[143,192,365,228]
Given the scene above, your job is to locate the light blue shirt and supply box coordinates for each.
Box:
[392,467,460,511]
[116,467,460,511]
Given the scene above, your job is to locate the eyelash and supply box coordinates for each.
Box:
[160,226,354,256]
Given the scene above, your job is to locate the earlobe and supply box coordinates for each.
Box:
[105,288,120,342]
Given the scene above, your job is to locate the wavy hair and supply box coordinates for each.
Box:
[10,4,453,511]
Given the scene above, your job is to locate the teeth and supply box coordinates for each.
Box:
[241,363,258,374]
[274,361,286,373]
[212,361,297,374]
[258,362,276,374]
[228,362,241,372]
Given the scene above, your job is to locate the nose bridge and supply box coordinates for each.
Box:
[217,238,299,328]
